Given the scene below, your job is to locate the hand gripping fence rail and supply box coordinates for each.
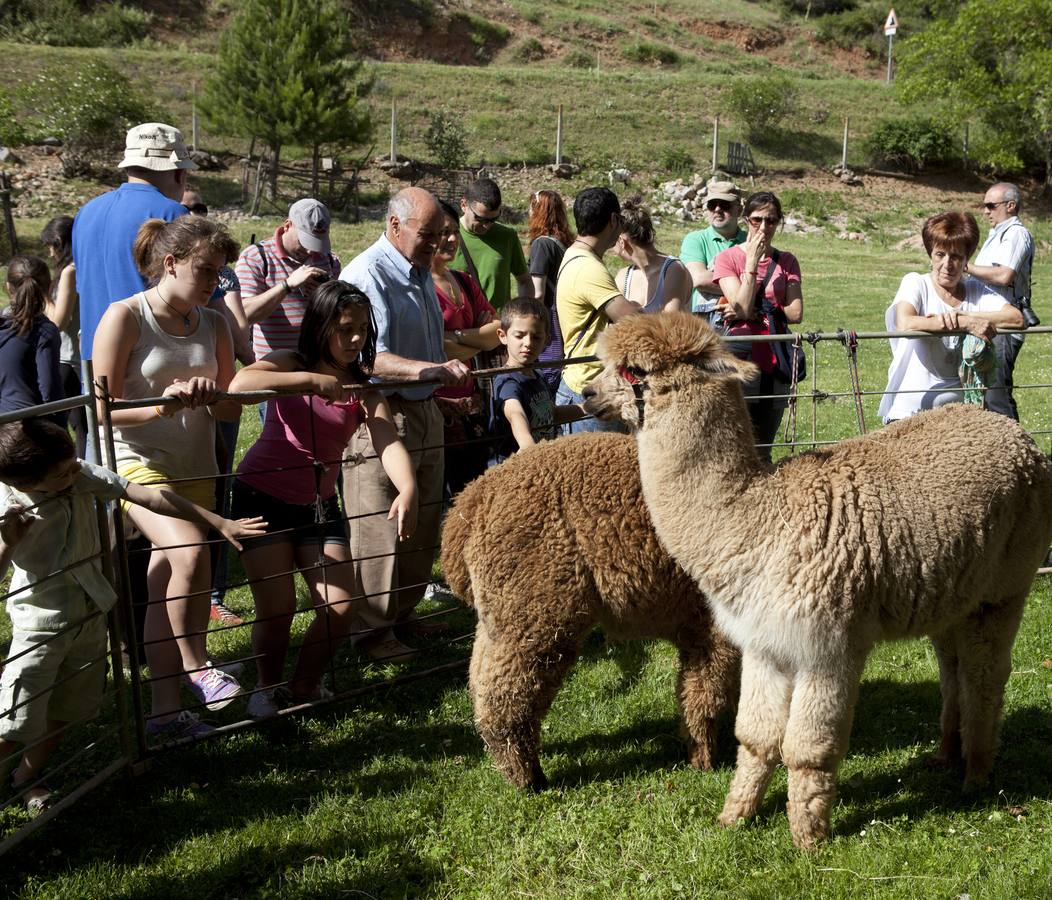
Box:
[2,326,1051,854]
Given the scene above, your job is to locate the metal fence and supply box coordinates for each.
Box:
[1,326,1049,854]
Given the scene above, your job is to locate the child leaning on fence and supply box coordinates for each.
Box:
[227,280,418,717]
[487,297,585,466]
[0,419,263,813]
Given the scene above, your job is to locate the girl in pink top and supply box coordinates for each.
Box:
[229,281,417,715]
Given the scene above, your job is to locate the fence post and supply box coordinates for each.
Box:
[0,171,18,257]
[390,100,398,163]
[98,375,150,767]
[841,117,850,168]
[711,115,719,173]
[555,104,563,165]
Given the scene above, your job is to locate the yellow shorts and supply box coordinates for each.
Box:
[117,462,216,513]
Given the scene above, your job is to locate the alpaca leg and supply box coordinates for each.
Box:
[781,658,865,850]
[930,630,962,767]
[956,595,1026,789]
[718,649,792,827]
[676,629,740,771]
[470,625,580,791]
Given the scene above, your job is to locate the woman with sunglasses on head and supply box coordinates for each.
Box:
[613,194,693,315]
[712,190,804,461]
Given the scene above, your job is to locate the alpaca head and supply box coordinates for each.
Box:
[582,312,758,429]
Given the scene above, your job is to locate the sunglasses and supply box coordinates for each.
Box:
[470,207,500,224]
[747,215,780,227]
[185,203,208,216]
[982,200,1008,210]
[706,200,735,212]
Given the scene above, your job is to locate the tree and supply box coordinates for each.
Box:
[897,0,1052,192]
[201,0,372,202]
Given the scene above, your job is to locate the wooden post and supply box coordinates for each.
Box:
[841,117,849,168]
[886,33,894,84]
[711,115,719,173]
[0,171,18,257]
[555,105,563,165]
[191,82,199,152]
[390,100,398,163]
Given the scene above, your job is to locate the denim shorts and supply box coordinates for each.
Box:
[230,478,349,550]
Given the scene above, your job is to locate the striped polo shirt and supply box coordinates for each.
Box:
[234,228,342,358]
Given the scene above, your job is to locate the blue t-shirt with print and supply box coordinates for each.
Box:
[489,370,557,464]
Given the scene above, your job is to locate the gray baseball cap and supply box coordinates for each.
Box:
[288,198,332,255]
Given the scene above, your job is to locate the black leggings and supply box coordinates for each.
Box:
[60,363,88,459]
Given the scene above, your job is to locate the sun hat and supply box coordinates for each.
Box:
[705,181,741,204]
[288,198,332,255]
[117,123,197,172]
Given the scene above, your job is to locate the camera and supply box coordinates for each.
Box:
[1017,295,1040,328]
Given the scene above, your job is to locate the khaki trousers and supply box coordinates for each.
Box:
[343,396,444,643]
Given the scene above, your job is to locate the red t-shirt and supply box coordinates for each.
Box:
[712,246,801,373]
[435,269,496,400]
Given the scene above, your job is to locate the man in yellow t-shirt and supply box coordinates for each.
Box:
[555,186,641,433]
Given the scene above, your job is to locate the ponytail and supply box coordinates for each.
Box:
[132,216,239,280]
[4,256,51,337]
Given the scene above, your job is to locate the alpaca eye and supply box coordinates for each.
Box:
[627,366,647,380]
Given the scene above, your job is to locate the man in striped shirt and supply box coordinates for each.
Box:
[234,198,342,359]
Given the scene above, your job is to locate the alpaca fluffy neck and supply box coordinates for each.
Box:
[635,378,773,599]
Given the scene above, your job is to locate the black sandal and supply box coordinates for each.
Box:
[10,774,54,816]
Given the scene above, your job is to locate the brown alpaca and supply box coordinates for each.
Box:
[441,432,739,791]
[584,312,1052,849]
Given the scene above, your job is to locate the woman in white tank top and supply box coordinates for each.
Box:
[92,215,246,739]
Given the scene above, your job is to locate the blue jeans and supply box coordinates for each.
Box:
[555,378,628,435]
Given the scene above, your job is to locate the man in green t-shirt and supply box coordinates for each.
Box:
[679,180,747,314]
[452,178,532,309]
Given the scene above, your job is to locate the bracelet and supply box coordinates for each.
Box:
[155,405,170,418]
[280,278,290,293]
[747,270,758,277]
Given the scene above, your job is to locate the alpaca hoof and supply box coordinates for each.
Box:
[787,800,829,850]
[526,766,550,793]
[687,737,716,771]
[716,801,753,828]
[925,751,961,770]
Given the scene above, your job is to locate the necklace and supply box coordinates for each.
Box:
[156,284,194,327]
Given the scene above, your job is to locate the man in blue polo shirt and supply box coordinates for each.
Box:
[72,122,196,360]
[341,187,470,661]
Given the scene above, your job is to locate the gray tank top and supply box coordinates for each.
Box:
[111,293,219,480]
[622,256,680,313]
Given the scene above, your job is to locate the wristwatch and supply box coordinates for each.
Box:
[454,329,465,342]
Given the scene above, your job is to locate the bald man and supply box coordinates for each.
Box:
[340,187,470,661]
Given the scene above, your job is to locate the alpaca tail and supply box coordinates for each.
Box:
[440,489,475,607]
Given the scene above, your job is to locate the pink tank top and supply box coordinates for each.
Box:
[237,393,364,504]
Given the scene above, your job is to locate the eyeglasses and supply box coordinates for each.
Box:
[185,203,208,216]
[706,200,734,212]
[982,200,1009,210]
[747,215,780,227]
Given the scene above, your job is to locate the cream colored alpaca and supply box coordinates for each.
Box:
[584,312,1052,849]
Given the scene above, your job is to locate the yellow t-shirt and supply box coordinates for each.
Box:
[556,246,621,394]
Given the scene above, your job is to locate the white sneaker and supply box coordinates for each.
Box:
[246,688,282,718]
[207,656,245,678]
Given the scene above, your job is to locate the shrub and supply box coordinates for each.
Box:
[1,0,153,47]
[513,37,545,63]
[863,117,955,173]
[424,110,468,171]
[23,59,163,176]
[722,75,798,142]
[661,148,695,176]
[777,0,857,13]
[565,49,594,69]
[452,12,510,62]
[621,39,680,67]
[0,89,26,147]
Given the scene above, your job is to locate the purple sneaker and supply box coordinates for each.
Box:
[187,664,242,711]
[146,710,217,741]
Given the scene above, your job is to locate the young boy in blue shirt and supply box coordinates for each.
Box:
[488,297,584,465]
[0,418,264,811]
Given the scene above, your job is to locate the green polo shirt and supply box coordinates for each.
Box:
[452,222,528,310]
[679,225,747,312]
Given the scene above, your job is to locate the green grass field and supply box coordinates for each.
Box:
[2,208,1052,895]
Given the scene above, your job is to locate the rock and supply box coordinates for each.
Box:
[895,234,926,251]
[188,149,225,171]
[37,137,62,147]
[379,159,417,179]
[608,167,631,185]
[549,162,577,178]
[0,146,21,165]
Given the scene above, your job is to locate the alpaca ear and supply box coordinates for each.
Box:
[703,354,759,383]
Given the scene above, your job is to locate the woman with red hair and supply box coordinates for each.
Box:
[879,211,1023,422]
[526,190,574,391]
